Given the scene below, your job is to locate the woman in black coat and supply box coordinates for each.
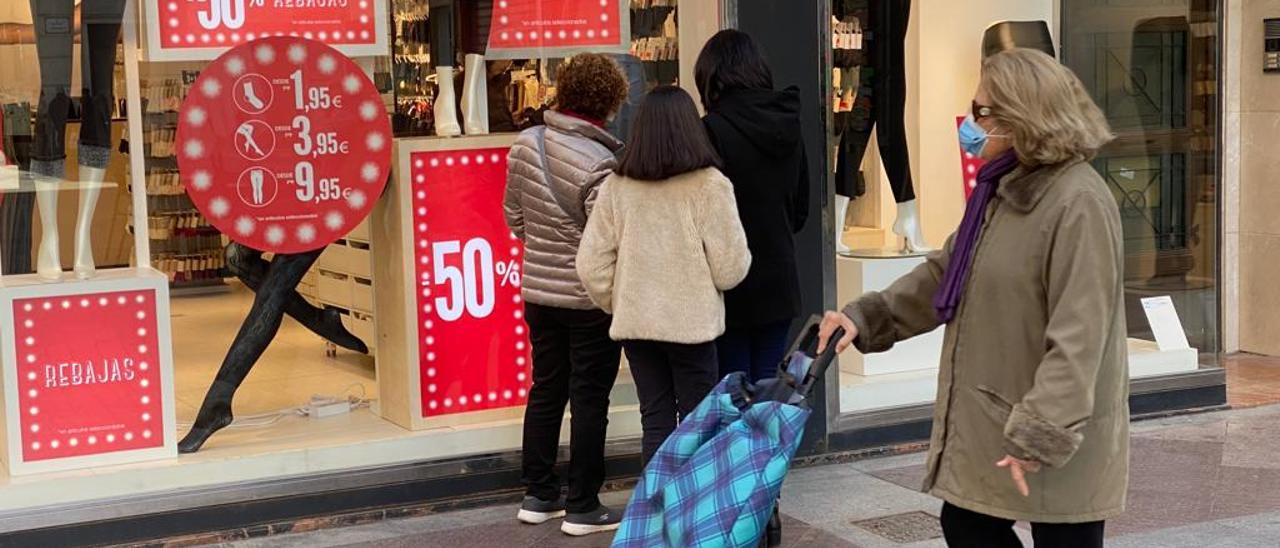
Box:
[695,30,810,381]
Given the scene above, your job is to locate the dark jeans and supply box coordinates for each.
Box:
[521,303,621,514]
[716,320,792,383]
[940,503,1105,548]
[622,340,718,466]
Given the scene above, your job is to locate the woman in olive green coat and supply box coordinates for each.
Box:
[820,48,1127,547]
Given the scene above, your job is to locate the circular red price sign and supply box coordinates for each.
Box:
[177,37,391,254]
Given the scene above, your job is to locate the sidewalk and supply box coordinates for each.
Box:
[216,403,1280,548]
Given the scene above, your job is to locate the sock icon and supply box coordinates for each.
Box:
[243,81,266,110]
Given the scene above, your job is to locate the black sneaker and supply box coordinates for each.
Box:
[560,505,622,536]
[517,496,566,525]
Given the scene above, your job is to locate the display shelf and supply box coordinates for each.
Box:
[169,278,233,297]
[300,230,377,352]
[132,72,227,288]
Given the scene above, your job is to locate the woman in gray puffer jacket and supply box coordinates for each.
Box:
[503,53,630,537]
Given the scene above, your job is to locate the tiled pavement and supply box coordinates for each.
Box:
[204,354,1280,547]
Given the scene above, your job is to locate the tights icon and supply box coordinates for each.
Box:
[250,169,265,205]
[237,123,267,158]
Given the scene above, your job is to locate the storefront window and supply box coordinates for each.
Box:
[833,0,1222,416]
[0,0,705,526]
[1061,0,1221,365]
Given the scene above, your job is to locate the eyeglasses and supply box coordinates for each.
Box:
[972,101,995,120]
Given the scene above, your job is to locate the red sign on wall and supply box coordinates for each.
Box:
[487,0,626,56]
[410,148,532,417]
[12,291,165,462]
[957,116,986,201]
[177,37,392,254]
[145,0,388,61]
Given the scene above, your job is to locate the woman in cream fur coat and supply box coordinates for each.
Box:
[577,86,752,465]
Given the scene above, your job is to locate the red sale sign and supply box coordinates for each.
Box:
[487,0,628,58]
[957,116,986,201]
[410,148,532,417]
[144,0,389,61]
[12,291,165,462]
[177,37,392,254]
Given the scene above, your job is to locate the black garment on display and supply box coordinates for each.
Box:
[1,103,34,275]
[178,244,369,453]
[429,0,493,68]
[703,87,809,329]
[28,0,125,165]
[834,0,916,203]
[456,0,493,55]
[428,0,456,69]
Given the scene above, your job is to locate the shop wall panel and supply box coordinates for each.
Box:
[738,0,834,455]
[1236,0,1280,356]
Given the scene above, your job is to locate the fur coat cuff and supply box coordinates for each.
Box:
[1003,404,1084,468]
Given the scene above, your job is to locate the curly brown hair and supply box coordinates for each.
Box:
[555,53,629,122]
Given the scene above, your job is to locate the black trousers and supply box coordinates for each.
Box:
[835,0,915,203]
[429,0,493,69]
[29,0,125,164]
[521,303,622,514]
[940,503,1105,548]
[622,340,719,466]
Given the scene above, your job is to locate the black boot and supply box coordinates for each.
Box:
[316,307,369,354]
[178,380,237,453]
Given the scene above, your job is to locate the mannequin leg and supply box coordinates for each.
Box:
[70,1,126,279]
[32,169,61,280]
[892,200,929,253]
[429,0,462,136]
[29,0,76,280]
[179,249,324,453]
[73,165,104,279]
[834,194,851,255]
[871,0,916,204]
[224,243,369,354]
[872,0,928,252]
[461,53,490,135]
[458,0,492,135]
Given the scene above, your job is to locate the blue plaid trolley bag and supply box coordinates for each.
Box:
[612,317,845,548]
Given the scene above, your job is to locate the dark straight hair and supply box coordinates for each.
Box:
[694,29,775,111]
[616,86,722,182]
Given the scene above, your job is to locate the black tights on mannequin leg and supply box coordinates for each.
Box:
[224,243,368,354]
[871,0,915,203]
[178,249,324,453]
[833,0,916,203]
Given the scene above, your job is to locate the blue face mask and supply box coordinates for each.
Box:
[958,114,990,157]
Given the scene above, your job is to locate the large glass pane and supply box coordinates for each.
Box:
[1061,0,1220,366]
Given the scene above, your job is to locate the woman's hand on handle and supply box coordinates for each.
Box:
[817,311,858,354]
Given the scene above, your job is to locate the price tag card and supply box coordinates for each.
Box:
[486,0,629,59]
[144,0,389,61]
[177,37,391,254]
[410,149,532,417]
[1141,296,1193,352]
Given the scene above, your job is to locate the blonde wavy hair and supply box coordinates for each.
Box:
[981,48,1114,165]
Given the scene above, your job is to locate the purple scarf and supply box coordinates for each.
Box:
[933,150,1021,323]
